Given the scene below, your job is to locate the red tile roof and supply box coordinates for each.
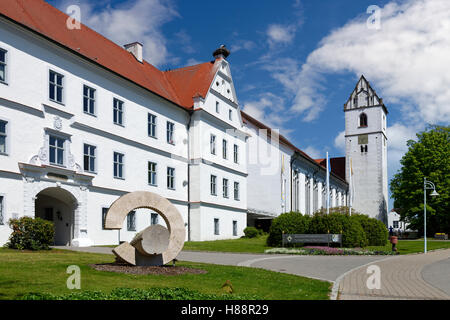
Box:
[165,61,219,108]
[0,0,216,110]
[315,157,346,181]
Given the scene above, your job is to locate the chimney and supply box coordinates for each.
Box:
[213,45,230,60]
[124,42,143,63]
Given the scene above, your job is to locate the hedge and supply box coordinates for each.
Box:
[267,207,388,248]
[6,216,55,250]
[267,212,311,247]
[351,213,388,246]
[243,227,259,238]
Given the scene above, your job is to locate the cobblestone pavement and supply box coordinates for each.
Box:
[337,249,450,300]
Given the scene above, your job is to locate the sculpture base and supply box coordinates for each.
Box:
[113,241,166,266]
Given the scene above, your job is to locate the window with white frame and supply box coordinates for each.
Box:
[233,220,237,236]
[148,161,157,186]
[0,49,6,83]
[210,175,217,196]
[0,196,4,225]
[233,144,238,164]
[167,167,175,189]
[151,213,158,225]
[166,121,174,144]
[83,144,96,173]
[113,152,124,179]
[222,139,227,159]
[127,211,136,231]
[234,182,240,201]
[223,178,229,198]
[49,70,64,104]
[210,134,216,155]
[393,221,399,228]
[214,218,219,235]
[49,135,65,166]
[83,85,96,115]
[102,207,108,230]
[148,113,157,138]
[0,120,7,154]
[113,98,124,125]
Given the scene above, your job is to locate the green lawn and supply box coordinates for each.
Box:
[0,248,330,300]
[183,235,272,253]
[183,235,450,255]
[367,240,450,255]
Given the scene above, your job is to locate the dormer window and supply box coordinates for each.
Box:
[359,113,368,127]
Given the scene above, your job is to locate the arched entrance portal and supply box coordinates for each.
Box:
[35,187,77,246]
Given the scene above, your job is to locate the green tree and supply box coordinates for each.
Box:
[390,125,450,235]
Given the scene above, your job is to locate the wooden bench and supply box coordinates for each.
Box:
[282,233,342,247]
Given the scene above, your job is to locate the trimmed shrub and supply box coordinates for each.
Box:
[243,227,259,238]
[267,212,311,247]
[6,217,54,250]
[352,213,388,246]
[309,210,367,248]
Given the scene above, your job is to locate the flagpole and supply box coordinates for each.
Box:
[349,157,353,216]
[326,152,330,214]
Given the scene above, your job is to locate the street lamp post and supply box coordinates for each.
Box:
[424,178,439,254]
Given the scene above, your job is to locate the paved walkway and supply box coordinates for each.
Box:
[337,249,450,300]
[53,246,390,282]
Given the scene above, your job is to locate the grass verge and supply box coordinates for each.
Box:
[183,236,450,255]
[0,248,330,300]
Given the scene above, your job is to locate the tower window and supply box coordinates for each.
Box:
[359,113,368,127]
[360,145,368,153]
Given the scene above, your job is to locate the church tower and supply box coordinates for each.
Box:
[344,76,388,224]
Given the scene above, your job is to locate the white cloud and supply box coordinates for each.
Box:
[230,40,256,53]
[266,24,297,46]
[242,92,294,140]
[303,146,322,159]
[386,122,419,176]
[185,58,202,67]
[291,0,450,124]
[56,0,179,67]
[334,130,345,152]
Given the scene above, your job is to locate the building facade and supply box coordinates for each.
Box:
[0,0,387,247]
[344,76,389,223]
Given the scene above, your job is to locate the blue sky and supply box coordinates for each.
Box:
[50,0,450,208]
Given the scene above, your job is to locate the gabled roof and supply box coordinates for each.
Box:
[164,61,219,108]
[0,0,217,110]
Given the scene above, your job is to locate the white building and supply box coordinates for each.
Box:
[388,210,411,233]
[243,112,349,231]
[0,0,388,247]
[0,1,246,245]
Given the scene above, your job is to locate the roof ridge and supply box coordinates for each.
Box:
[164,60,214,73]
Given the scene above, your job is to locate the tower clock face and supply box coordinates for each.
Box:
[358,135,368,145]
